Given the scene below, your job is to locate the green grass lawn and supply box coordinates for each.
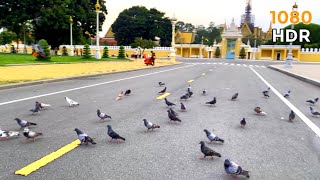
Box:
[0,53,130,66]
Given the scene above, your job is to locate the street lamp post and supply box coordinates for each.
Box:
[169,14,177,61]
[95,0,102,59]
[253,38,257,60]
[285,2,298,68]
[200,36,204,58]
[69,16,74,56]
[23,24,27,54]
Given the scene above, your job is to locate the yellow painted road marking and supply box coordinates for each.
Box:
[156,93,170,100]
[187,80,194,83]
[15,140,80,176]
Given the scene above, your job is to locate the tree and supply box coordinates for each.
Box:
[83,44,91,59]
[239,47,246,59]
[176,21,195,32]
[0,31,17,45]
[130,38,156,57]
[118,45,125,59]
[37,39,51,60]
[242,35,262,47]
[62,46,68,56]
[0,0,108,49]
[102,47,109,58]
[111,6,172,46]
[215,47,221,58]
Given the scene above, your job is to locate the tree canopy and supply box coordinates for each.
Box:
[192,22,223,45]
[0,0,108,48]
[111,6,172,46]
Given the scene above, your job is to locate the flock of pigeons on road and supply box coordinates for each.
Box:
[0,79,319,179]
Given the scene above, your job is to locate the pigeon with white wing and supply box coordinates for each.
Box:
[115,91,124,101]
[0,129,19,140]
[23,128,42,142]
[65,96,79,106]
[74,128,96,145]
[97,109,112,121]
[310,107,320,117]
[224,159,250,178]
[203,129,224,143]
[143,119,160,131]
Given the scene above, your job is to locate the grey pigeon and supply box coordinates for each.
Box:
[289,110,295,122]
[14,118,37,129]
[169,108,179,116]
[143,119,160,131]
[284,91,291,98]
[30,102,41,114]
[307,98,319,105]
[107,125,126,142]
[167,110,181,122]
[158,87,167,94]
[124,89,131,96]
[231,93,239,101]
[199,141,221,159]
[310,107,320,117]
[187,89,193,97]
[180,94,189,101]
[262,87,270,98]
[224,159,250,178]
[159,82,165,86]
[23,128,42,142]
[203,129,224,143]
[240,118,246,127]
[205,97,216,106]
[165,98,175,107]
[180,103,187,111]
[202,89,207,96]
[97,109,112,121]
[74,128,96,145]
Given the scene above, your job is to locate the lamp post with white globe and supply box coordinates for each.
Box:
[95,0,102,59]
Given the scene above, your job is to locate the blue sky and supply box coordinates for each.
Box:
[101,0,320,35]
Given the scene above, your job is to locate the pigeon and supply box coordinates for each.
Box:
[97,109,112,121]
[180,102,187,111]
[306,98,319,105]
[205,97,217,106]
[203,129,224,143]
[310,107,320,117]
[180,94,189,101]
[224,159,250,178]
[30,102,40,114]
[254,107,267,115]
[165,98,175,107]
[115,91,124,100]
[240,118,246,128]
[36,101,51,109]
[23,128,42,142]
[231,93,239,101]
[65,96,79,106]
[158,87,167,94]
[167,110,182,122]
[124,89,131,96]
[199,141,221,159]
[107,125,126,142]
[74,128,96,145]
[262,87,270,98]
[187,85,192,91]
[159,82,165,86]
[0,129,19,139]
[14,118,37,129]
[169,108,179,116]
[187,88,194,97]
[289,110,295,122]
[143,119,160,131]
[283,91,291,98]
[202,89,207,96]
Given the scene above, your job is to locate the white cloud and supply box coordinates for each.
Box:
[101,0,320,36]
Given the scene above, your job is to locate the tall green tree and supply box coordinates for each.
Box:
[0,0,108,49]
[111,6,172,46]
[130,37,156,56]
[0,31,17,45]
[176,21,195,32]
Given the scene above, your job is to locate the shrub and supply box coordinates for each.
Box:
[62,46,68,56]
[118,45,125,59]
[37,39,51,60]
[83,44,91,59]
[214,47,221,58]
[103,47,109,58]
[239,47,246,59]
[10,45,16,54]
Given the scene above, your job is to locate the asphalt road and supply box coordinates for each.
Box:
[0,59,320,180]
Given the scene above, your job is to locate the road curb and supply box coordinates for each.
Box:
[0,63,182,90]
[268,65,320,88]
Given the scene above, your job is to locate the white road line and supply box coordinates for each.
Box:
[230,63,235,66]
[243,64,247,67]
[213,63,217,65]
[255,65,260,67]
[224,63,229,65]
[250,67,320,137]
[236,64,241,66]
[249,65,253,67]
[219,63,223,65]
[261,66,266,68]
[0,64,197,106]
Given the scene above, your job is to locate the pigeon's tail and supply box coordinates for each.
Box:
[214,152,222,158]
[152,124,160,129]
[41,103,51,107]
[306,100,313,104]
[217,138,224,143]
[30,122,37,126]
[260,111,267,116]
[36,133,43,136]
[175,118,182,122]
[119,136,126,141]
[240,170,250,178]
[87,137,96,144]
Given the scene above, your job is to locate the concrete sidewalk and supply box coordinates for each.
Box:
[269,64,320,87]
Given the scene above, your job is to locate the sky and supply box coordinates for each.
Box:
[101,0,320,36]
